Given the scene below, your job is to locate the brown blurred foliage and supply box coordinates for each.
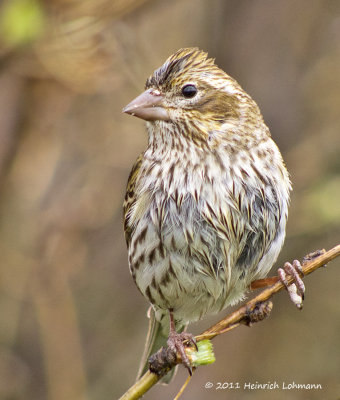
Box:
[0,1,339,399]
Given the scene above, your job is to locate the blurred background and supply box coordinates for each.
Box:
[0,0,339,399]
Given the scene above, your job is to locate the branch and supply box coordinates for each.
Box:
[119,244,340,400]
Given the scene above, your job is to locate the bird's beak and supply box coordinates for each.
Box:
[122,88,170,121]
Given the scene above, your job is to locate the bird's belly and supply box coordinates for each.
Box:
[129,194,252,323]
[128,162,289,323]
[153,255,248,323]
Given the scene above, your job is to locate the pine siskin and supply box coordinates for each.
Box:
[123,48,304,381]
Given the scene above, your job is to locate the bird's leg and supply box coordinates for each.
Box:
[250,276,279,289]
[278,260,305,309]
[167,310,197,375]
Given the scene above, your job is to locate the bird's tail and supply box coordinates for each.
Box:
[137,307,186,384]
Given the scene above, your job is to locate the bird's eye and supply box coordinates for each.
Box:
[181,84,197,98]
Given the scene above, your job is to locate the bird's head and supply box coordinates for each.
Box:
[123,48,263,145]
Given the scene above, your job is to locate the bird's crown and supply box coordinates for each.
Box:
[146,48,217,89]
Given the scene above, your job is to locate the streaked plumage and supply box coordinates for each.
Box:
[123,48,291,380]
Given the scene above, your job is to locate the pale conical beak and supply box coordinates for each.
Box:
[122,88,170,121]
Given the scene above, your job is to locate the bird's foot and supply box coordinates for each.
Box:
[278,260,305,309]
[167,331,197,375]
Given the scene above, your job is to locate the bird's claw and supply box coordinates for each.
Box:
[278,260,305,309]
[167,331,197,374]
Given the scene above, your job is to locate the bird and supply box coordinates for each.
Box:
[122,48,305,382]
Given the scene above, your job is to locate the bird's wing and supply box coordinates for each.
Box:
[123,153,144,246]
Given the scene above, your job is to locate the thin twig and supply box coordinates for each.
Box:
[173,373,193,400]
[119,371,159,400]
[118,244,340,400]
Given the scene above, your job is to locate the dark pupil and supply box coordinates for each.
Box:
[182,84,197,98]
